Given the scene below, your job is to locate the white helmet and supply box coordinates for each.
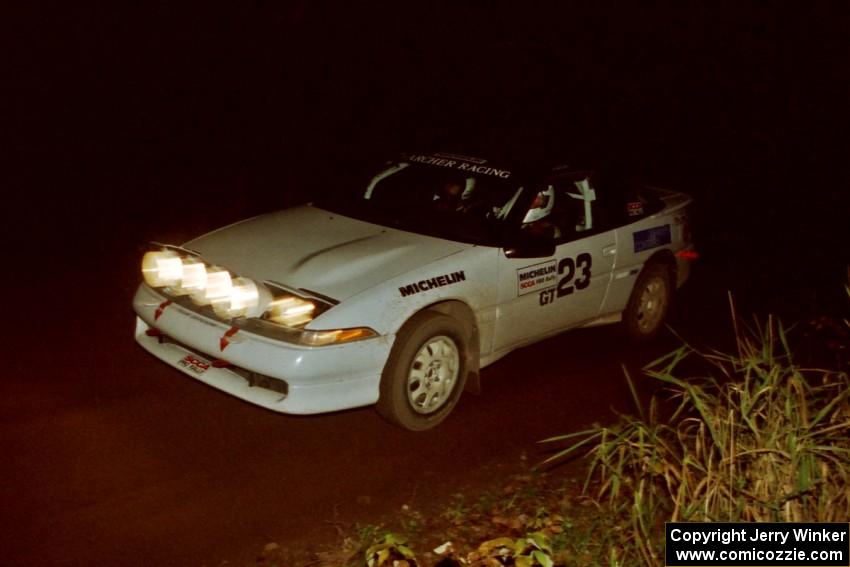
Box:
[522,185,555,224]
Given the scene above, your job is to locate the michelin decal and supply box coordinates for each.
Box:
[516,260,558,296]
[399,271,466,297]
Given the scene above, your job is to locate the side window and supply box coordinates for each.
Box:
[591,169,665,228]
[546,175,598,241]
[566,177,596,232]
[620,190,664,223]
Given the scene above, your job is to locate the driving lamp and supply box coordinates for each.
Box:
[142,249,183,287]
[210,276,263,320]
[191,266,232,306]
[171,257,207,295]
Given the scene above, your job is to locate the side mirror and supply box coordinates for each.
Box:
[504,225,556,259]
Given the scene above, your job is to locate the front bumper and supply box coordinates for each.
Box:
[133,284,391,414]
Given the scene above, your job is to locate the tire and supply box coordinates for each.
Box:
[377,311,468,431]
[623,263,673,341]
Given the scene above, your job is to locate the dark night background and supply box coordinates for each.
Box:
[3,2,850,566]
[10,2,850,310]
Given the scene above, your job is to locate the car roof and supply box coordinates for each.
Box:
[400,149,648,192]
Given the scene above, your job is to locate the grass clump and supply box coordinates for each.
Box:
[542,308,850,566]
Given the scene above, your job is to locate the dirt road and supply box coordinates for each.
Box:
[1,232,710,566]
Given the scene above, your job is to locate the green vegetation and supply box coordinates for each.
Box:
[542,303,850,565]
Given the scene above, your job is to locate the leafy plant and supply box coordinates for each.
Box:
[364,532,417,567]
[467,532,555,567]
[542,303,850,566]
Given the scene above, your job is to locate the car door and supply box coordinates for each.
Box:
[492,174,617,351]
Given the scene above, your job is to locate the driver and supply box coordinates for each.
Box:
[433,179,463,211]
[521,185,557,237]
[434,177,481,213]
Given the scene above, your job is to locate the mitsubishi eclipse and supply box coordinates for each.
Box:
[133,152,695,430]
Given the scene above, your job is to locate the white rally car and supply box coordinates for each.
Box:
[133,152,695,430]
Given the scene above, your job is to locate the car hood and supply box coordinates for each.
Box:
[183,205,471,301]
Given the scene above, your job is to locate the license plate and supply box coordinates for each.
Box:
[177,353,211,375]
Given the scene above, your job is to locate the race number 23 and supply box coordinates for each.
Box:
[557,253,592,296]
[540,253,592,305]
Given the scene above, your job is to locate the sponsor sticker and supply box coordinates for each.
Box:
[633,225,671,253]
[398,271,466,298]
[405,153,512,179]
[433,152,487,164]
[627,201,644,217]
[177,354,210,375]
[516,259,558,296]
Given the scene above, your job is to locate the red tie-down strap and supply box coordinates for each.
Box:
[220,326,240,351]
[154,300,173,321]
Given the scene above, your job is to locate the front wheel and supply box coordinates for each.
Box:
[623,263,673,341]
[377,311,468,431]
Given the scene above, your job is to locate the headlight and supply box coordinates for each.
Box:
[142,245,378,345]
[264,296,316,327]
[260,283,330,329]
[257,284,377,345]
[301,327,378,346]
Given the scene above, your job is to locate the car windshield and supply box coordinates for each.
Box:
[315,158,525,244]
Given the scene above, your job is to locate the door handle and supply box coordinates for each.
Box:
[602,244,617,257]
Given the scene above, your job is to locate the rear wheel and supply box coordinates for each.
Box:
[623,263,672,340]
[377,311,467,431]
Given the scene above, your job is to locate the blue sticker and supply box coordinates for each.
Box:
[633,225,671,252]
